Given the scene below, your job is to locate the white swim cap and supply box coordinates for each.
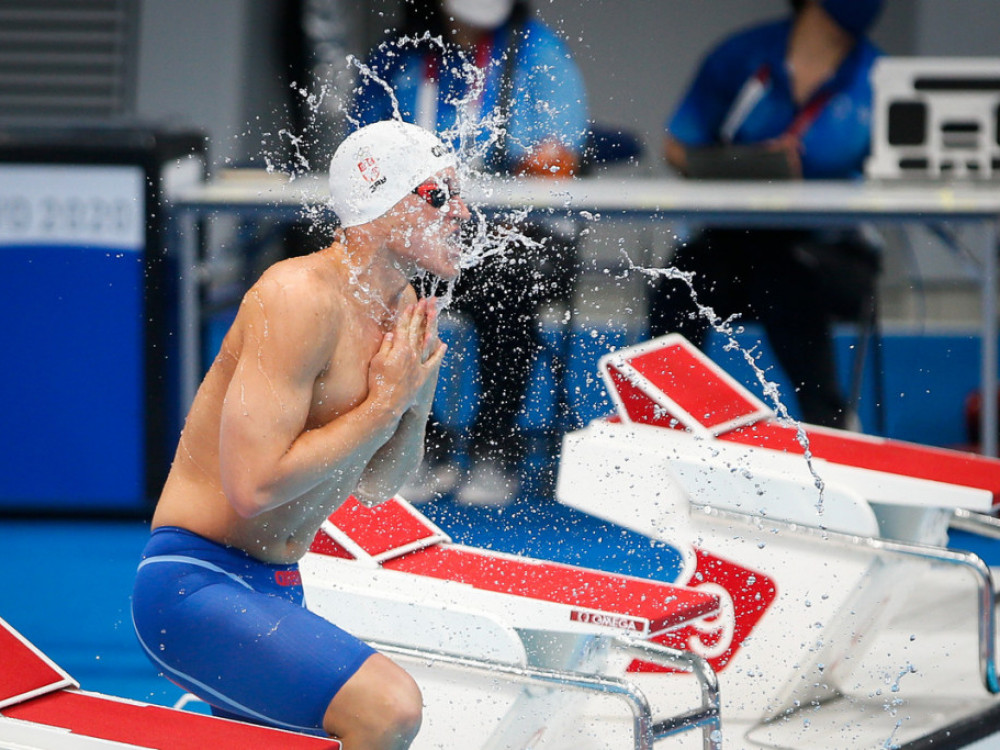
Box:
[329,120,457,228]
[444,0,515,29]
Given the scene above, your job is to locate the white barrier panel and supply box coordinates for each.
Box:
[867,57,1000,180]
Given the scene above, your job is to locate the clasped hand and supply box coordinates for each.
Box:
[367,297,446,416]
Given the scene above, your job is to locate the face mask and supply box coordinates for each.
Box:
[821,0,883,36]
[443,0,515,30]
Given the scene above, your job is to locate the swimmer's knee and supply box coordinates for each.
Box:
[382,672,423,743]
[322,660,422,747]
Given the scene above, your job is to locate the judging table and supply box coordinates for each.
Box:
[167,173,1000,455]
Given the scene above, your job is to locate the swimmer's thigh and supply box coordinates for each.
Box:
[135,570,373,733]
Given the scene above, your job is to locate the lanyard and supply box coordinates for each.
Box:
[785,85,834,140]
[416,38,494,135]
[720,62,835,143]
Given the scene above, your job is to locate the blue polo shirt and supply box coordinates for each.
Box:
[352,17,588,174]
[666,19,881,179]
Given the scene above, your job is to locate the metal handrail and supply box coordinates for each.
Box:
[952,507,1000,540]
[613,637,721,746]
[695,502,1000,694]
[367,635,723,750]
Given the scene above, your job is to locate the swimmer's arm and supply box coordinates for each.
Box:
[355,353,442,507]
[219,278,409,519]
[355,299,445,506]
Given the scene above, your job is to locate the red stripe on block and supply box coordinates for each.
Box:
[720,421,1000,502]
[383,545,719,635]
[607,365,681,428]
[308,531,354,559]
[632,548,778,674]
[0,619,73,707]
[3,691,341,749]
[328,497,441,557]
[628,343,766,429]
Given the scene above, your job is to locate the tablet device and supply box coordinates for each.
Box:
[685,144,795,180]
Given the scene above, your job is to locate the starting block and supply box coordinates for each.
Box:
[556,334,1000,745]
[0,615,342,750]
[600,334,1000,523]
[301,495,723,749]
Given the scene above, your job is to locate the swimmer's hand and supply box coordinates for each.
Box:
[367,301,446,418]
[413,297,445,406]
[418,296,443,363]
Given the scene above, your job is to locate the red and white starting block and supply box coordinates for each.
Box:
[0,615,342,749]
[301,495,725,749]
[555,334,1000,748]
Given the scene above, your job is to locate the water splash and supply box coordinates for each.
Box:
[622,251,827,511]
[345,52,404,125]
[329,35,545,320]
[262,18,830,513]
[277,127,312,175]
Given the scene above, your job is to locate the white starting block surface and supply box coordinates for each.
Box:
[601,335,1000,517]
[555,334,1000,748]
[0,616,343,750]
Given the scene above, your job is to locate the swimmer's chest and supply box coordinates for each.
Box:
[306,315,386,428]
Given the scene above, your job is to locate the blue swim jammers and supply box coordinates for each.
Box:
[131,525,376,735]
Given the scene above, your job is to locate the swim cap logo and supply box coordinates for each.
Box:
[431,144,445,157]
[356,151,387,193]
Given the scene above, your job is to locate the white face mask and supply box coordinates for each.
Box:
[443,0,515,29]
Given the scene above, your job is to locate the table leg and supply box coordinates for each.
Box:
[175,210,200,412]
[982,219,998,457]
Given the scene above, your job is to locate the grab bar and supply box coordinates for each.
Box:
[368,635,723,749]
[696,503,999,694]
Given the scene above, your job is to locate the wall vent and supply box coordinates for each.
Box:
[0,0,138,123]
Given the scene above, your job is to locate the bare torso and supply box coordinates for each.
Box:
[152,245,415,563]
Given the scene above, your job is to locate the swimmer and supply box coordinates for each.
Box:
[132,120,469,748]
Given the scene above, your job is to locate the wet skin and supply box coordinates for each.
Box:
[151,168,470,563]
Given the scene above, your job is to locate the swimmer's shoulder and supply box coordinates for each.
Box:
[223,256,346,366]
[247,254,346,321]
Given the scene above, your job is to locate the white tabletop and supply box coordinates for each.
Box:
[171,171,1000,221]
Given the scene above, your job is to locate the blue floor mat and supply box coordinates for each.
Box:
[0,519,185,707]
[948,528,1000,567]
[418,495,685,582]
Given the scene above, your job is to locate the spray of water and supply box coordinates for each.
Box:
[263,18,828,514]
[621,252,827,511]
